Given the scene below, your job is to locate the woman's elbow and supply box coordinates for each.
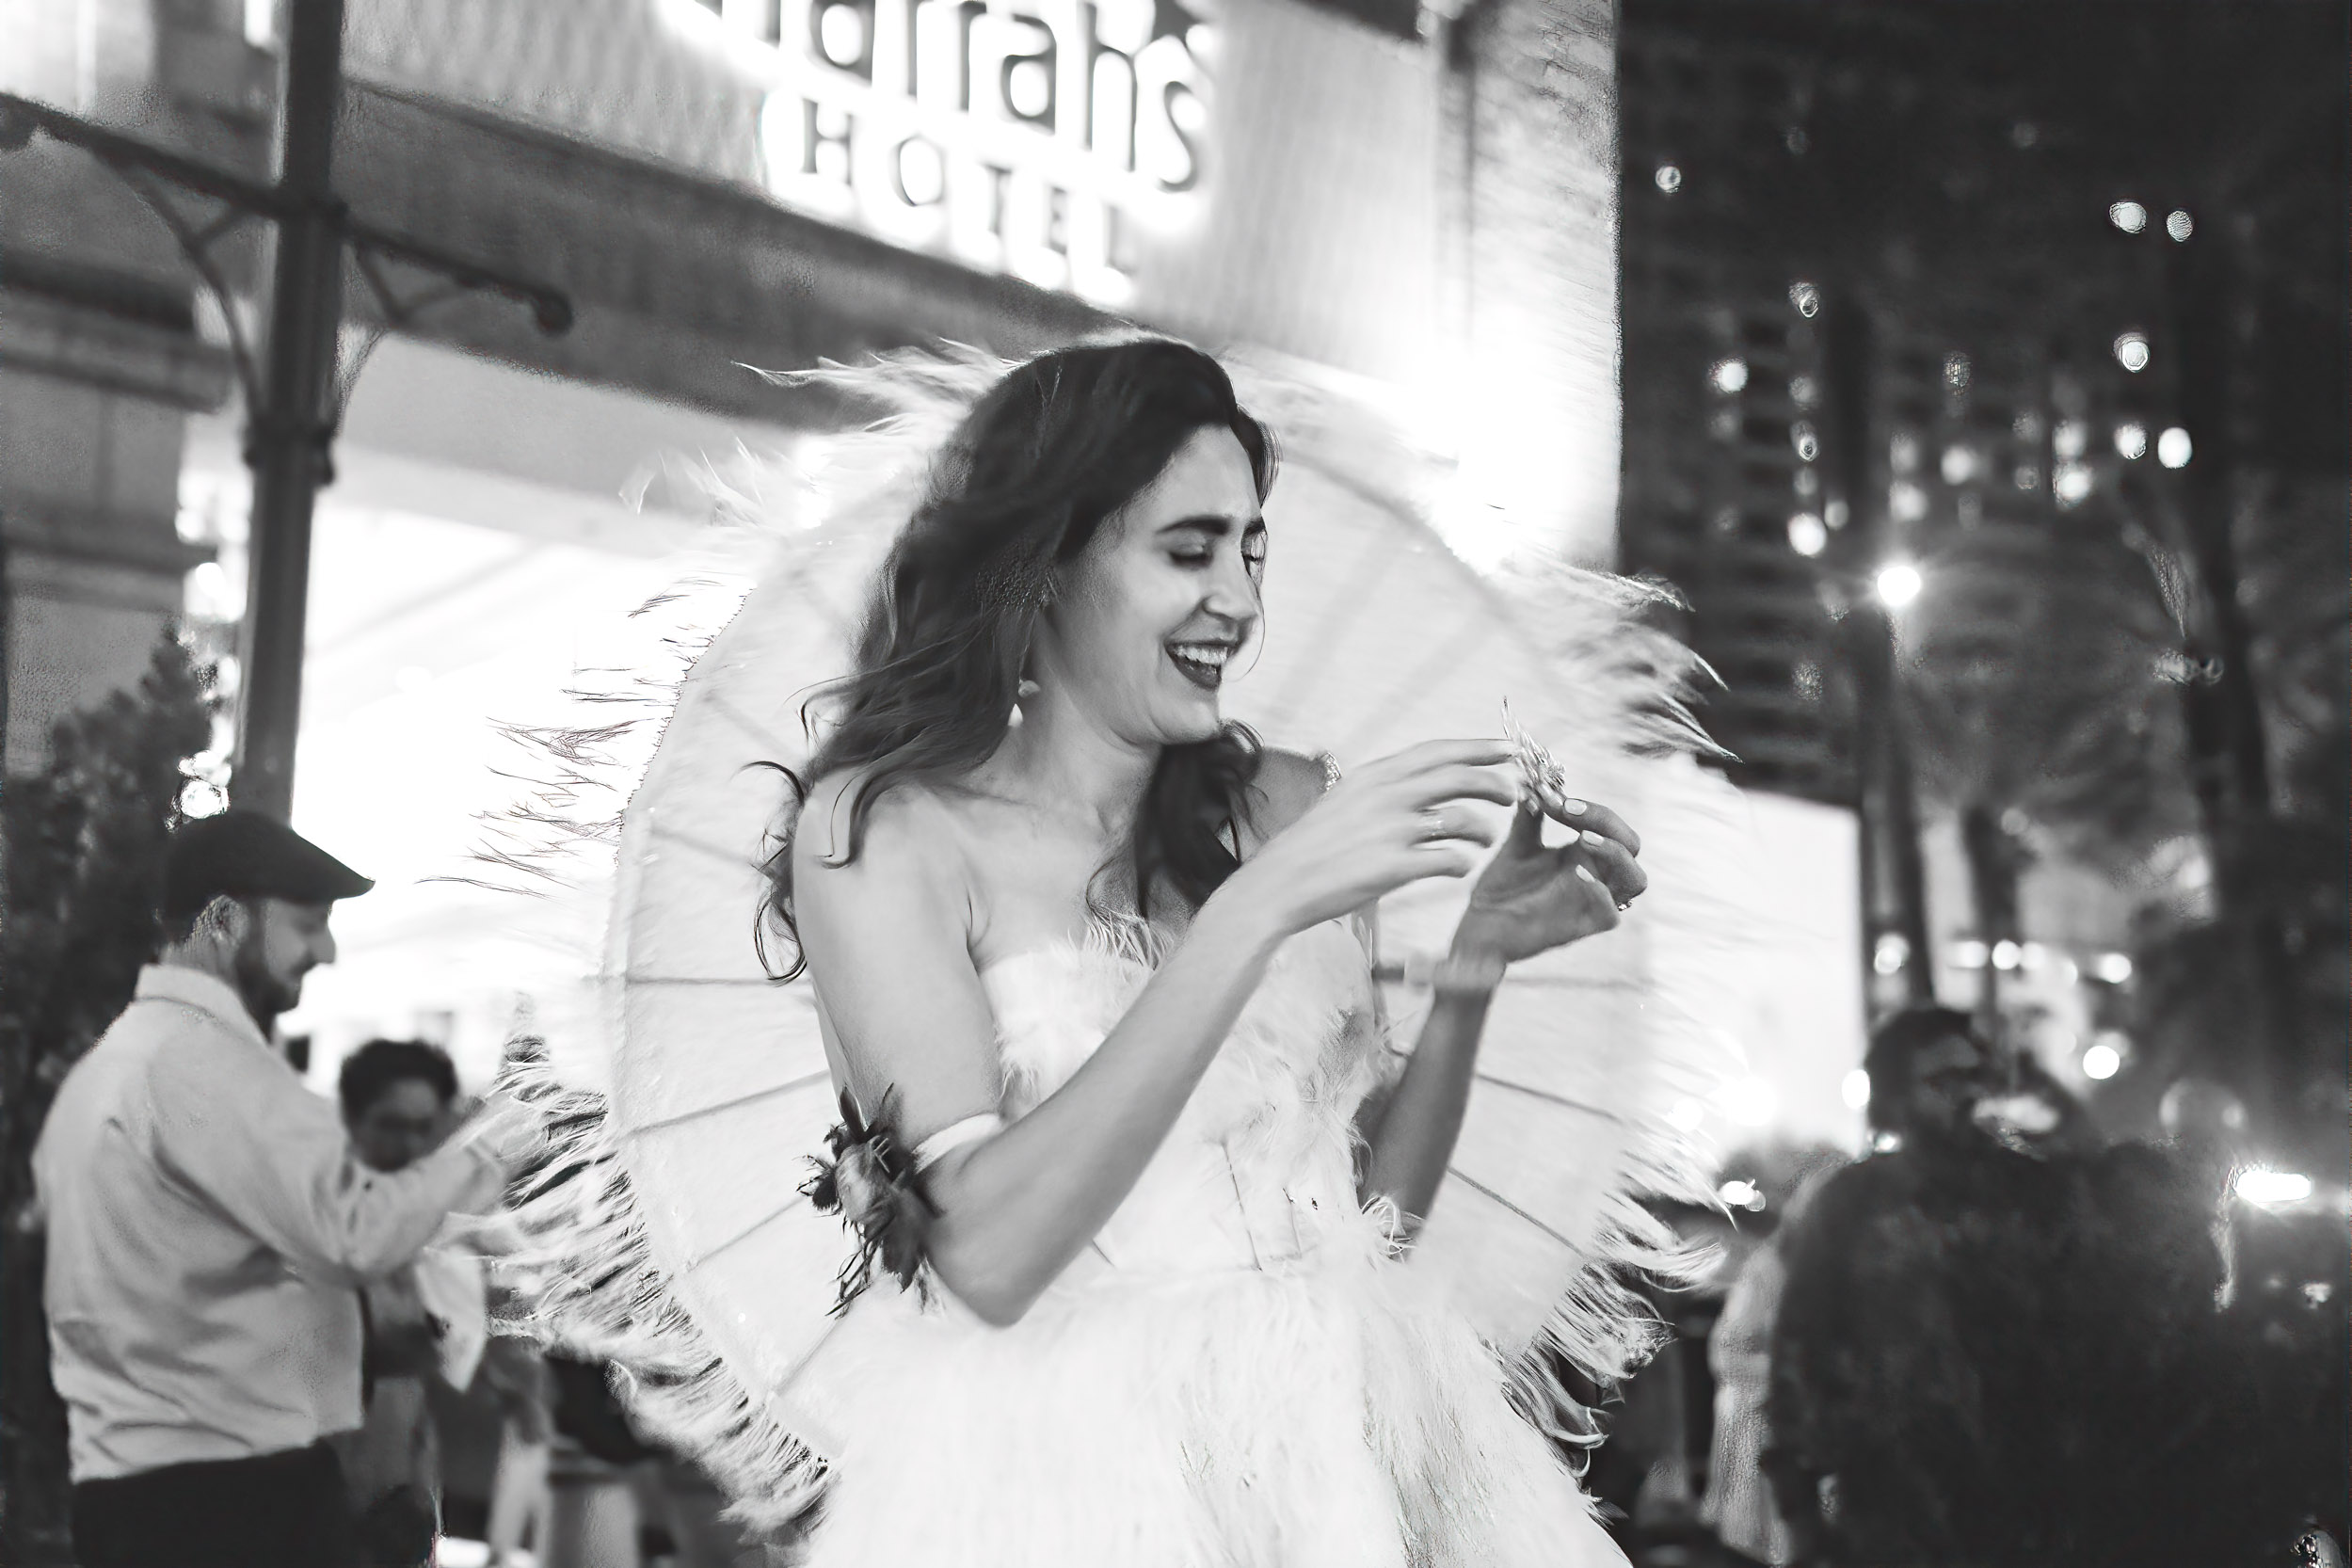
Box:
[928,1246,1043,1328]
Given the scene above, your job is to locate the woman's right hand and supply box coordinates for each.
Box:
[1220,740,1519,937]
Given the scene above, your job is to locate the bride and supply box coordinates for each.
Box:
[756,338,1650,1565]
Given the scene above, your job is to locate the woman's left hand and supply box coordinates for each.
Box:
[1451,796,1646,967]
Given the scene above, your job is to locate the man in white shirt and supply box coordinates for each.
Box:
[33,810,533,1568]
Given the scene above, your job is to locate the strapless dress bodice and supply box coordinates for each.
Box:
[978,920,1389,1284]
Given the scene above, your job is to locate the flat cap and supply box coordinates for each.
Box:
[162,809,374,920]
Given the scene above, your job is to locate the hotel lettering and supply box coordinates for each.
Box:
[711,0,1211,303]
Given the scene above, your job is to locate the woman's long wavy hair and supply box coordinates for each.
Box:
[759,340,1279,979]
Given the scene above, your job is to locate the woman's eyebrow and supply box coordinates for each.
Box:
[1157,513,1264,536]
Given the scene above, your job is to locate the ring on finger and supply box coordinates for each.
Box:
[1417,808,1450,842]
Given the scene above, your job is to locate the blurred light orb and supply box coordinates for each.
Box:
[1787,513,1828,556]
[817,2,867,67]
[2081,1041,2122,1080]
[2053,462,2093,506]
[1951,938,1990,968]
[1888,431,1920,472]
[2234,1169,2314,1208]
[2113,332,2152,373]
[2012,410,2044,442]
[1824,499,1850,529]
[1873,931,1912,975]
[1709,357,1750,393]
[1794,467,1821,498]
[2093,952,2134,984]
[1940,444,1979,485]
[2161,1078,2247,1137]
[2010,120,2039,148]
[2114,423,2149,460]
[1990,938,2023,970]
[1874,562,1923,609]
[1942,352,1971,392]
[1791,422,1820,462]
[1790,374,1821,408]
[2013,464,2040,491]
[1788,280,1821,318]
[2108,200,2149,233]
[1841,1068,1872,1112]
[1655,163,1683,194]
[2165,208,2194,242]
[2053,420,2088,459]
[2157,426,2193,468]
[1889,480,1928,523]
[1718,1178,1767,1211]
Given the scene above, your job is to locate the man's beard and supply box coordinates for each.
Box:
[231,931,304,1031]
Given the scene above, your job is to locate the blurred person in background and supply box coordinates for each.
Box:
[31,811,535,1568]
[335,1038,497,1568]
[1699,1142,1848,1567]
[1767,1006,2280,1566]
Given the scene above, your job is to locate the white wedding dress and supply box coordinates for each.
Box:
[784,920,1627,1567]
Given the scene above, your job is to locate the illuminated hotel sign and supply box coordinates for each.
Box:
[703,0,1211,305]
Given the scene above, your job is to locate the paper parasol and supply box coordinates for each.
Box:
[511,356,1748,1522]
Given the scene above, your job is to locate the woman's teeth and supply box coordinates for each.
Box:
[1167,642,1233,688]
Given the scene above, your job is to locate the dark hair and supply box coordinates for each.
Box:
[760,340,1278,979]
[338,1038,459,1121]
[1861,1005,1984,1128]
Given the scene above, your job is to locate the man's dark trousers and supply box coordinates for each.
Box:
[70,1440,360,1568]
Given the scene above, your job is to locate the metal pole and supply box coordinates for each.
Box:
[1823,293,1935,1015]
[229,0,347,821]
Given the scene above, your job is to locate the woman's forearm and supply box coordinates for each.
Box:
[922,892,1283,1324]
[1357,928,1499,1224]
[1358,990,1492,1224]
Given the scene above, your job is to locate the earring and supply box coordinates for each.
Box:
[1016,678,1041,698]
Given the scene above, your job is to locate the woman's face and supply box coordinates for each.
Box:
[1032,425,1266,748]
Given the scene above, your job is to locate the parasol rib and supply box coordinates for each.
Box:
[1472,1072,1627,1127]
[1442,1166,1580,1256]
[622,974,782,987]
[616,1069,834,1139]
[684,1195,808,1273]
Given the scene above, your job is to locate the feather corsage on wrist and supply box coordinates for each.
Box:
[801,1088,938,1315]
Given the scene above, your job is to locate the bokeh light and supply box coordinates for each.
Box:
[1841,1068,1872,1111]
[1709,357,1750,393]
[1940,444,1979,484]
[2157,426,2193,468]
[1788,280,1820,317]
[2234,1169,2314,1208]
[1655,163,1683,193]
[2165,208,2194,242]
[2081,1041,2122,1080]
[2108,200,2148,233]
[1875,561,1923,608]
[2114,423,2148,459]
[2113,332,2151,373]
[1787,512,1828,555]
[2053,462,2093,506]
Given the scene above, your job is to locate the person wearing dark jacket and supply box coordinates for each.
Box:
[1766,1007,2273,1567]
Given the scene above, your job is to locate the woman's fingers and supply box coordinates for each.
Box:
[1399,763,1520,810]
[1573,834,1648,904]
[1537,793,1641,856]
[1361,738,1516,783]
[1410,805,1501,849]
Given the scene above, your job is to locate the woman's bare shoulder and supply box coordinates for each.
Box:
[793,768,968,889]
[1243,747,1335,847]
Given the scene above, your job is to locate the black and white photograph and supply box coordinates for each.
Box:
[1,0,2344,1564]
